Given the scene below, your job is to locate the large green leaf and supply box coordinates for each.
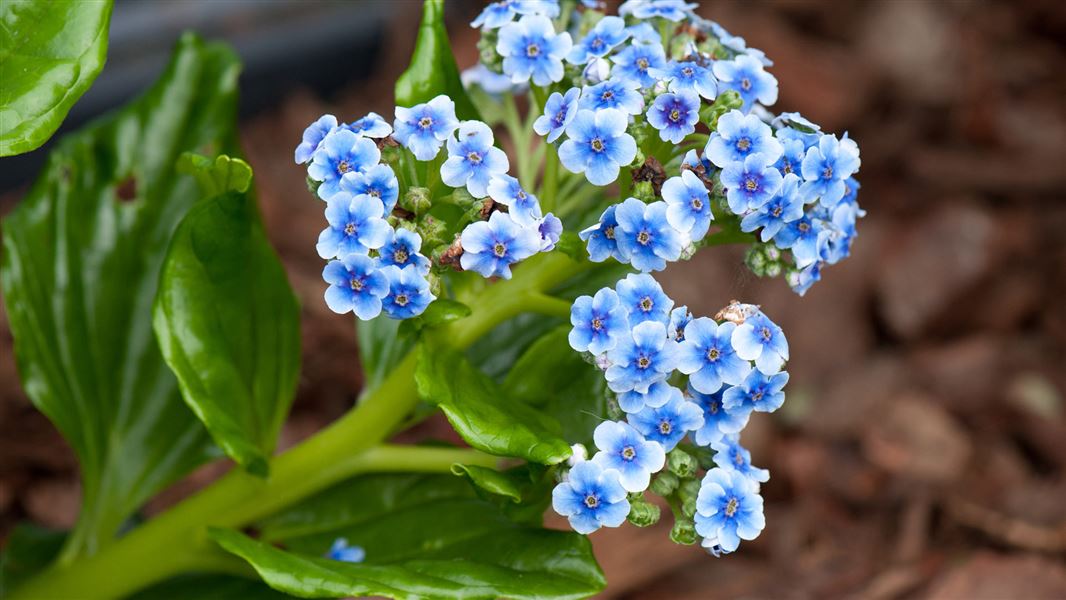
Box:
[154,190,301,475]
[414,343,571,465]
[357,316,414,395]
[217,473,604,600]
[0,524,66,596]
[0,34,241,557]
[128,574,295,600]
[394,0,479,120]
[0,0,113,156]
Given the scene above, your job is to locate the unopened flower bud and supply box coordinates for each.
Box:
[632,180,656,203]
[667,448,698,478]
[306,175,321,197]
[649,471,679,497]
[670,516,698,545]
[416,216,447,250]
[627,497,661,528]
[400,186,432,216]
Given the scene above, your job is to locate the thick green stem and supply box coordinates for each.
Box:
[11,251,587,600]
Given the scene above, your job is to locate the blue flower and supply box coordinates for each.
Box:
[711,435,769,483]
[343,112,392,138]
[380,264,435,319]
[441,121,510,198]
[316,193,391,258]
[799,133,861,207]
[471,0,559,29]
[459,211,541,279]
[628,393,704,451]
[322,255,389,319]
[497,15,572,86]
[683,149,714,174]
[722,369,788,416]
[656,61,717,100]
[534,87,581,143]
[393,95,460,161]
[579,78,644,115]
[488,174,542,226]
[579,205,625,262]
[569,287,630,355]
[620,0,696,21]
[552,460,630,534]
[614,199,683,272]
[669,305,692,342]
[617,380,679,413]
[740,173,804,242]
[705,110,783,169]
[615,272,673,326]
[558,108,637,186]
[308,129,381,200]
[720,153,785,214]
[774,137,807,178]
[788,260,822,296]
[703,20,772,67]
[773,214,827,268]
[626,23,661,45]
[612,42,666,88]
[712,54,778,112]
[690,386,750,445]
[695,467,766,552]
[772,111,821,135]
[536,213,563,251]
[462,64,523,95]
[295,114,336,164]
[677,318,751,394]
[662,170,713,241]
[646,91,700,144]
[567,16,629,65]
[326,538,366,563]
[731,311,789,374]
[340,163,400,215]
[378,227,431,275]
[823,200,862,264]
[591,420,666,492]
[605,320,679,393]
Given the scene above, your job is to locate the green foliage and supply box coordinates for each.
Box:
[176,152,253,195]
[0,33,241,557]
[357,316,415,395]
[0,524,66,595]
[395,0,479,121]
[0,0,113,155]
[218,473,605,600]
[128,574,295,600]
[397,298,472,337]
[415,343,572,464]
[153,190,301,476]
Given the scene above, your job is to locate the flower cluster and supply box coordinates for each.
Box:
[468,0,864,295]
[555,276,786,555]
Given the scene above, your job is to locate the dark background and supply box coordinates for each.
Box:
[2,1,1065,597]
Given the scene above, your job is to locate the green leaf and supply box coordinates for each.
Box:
[450,464,524,502]
[357,316,415,395]
[415,343,571,464]
[153,190,301,476]
[0,33,241,557]
[222,473,605,600]
[397,298,471,337]
[128,574,296,600]
[176,152,253,195]
[0,0,113,156]
[394,0,479,121]
[0,524,66,595]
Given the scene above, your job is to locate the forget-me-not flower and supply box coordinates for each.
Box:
[731,311,789,374]
[459,211,541,279]
[621,0,696,21]
[308,130,381,200]
[669,305,692,342]
[823,201,861,264]
[316,193,391,258]
[498,15,572,86]
[788,260,822,296]
[552,460,630,534]
[591,420,667,492]
[774,137,807,177]
[628,394,704,452]
[740,173,803,242]
[569,287,630,355]
[343,112,392,138]
[534,87,580,143]
[618,380,680,414]
[614,199,683,272]
[536,213,563,251]
[677,318,752,394]
[295,114,337,164]
[712,54,778,112]
[580,78,644,115]
[712,435,769,483]
[441,121,510,198]
[558,108,637,186]
[647,91,700,144]
[326,538,366,563]
[656,60,718,100]
[489,174,542,225]
[720,153,785,214]
[579,205,625,262]
[393,95,460,161]
[605,320,679,393]
[800,133,861,207]
[690,386,751,444]
[616,272,673,326]
[705,110,783,168]
[612,42,666,88]
[626,23,661,44]
[568,16,629,64]
[722,369,788,416]
[773,214,827,268]
[662,170,713,241]
[472,0,560,29]
[321,254,389,319]
[380,264,435,319]
[378,227,431,275]
[694,467,766,553]
[340,163,399,215]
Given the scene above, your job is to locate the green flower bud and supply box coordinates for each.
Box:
[677,478,701,519]
[400,186,432,216]
[627,497,662,528]
[426,272,443,298]
[667,448,698,478]
[702,90,743,131]
[649,471,679,497]
[416,216,448,250]
[379,142,404,168]
[606,396,624,420]
[745,243,784,278]
[670,516,699,545]
[306,175,321,197]
[632,180,656,203]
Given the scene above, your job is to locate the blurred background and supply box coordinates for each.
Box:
[2,0,1065,597]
